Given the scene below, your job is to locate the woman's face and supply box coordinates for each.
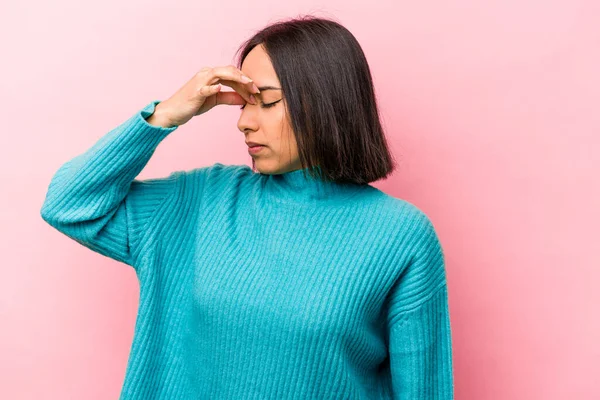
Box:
[237,44,302,175]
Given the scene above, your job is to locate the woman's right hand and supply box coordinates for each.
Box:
[147,65,261,128]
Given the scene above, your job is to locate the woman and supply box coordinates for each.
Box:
[41,15,454,400]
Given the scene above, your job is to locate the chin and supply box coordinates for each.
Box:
[253,160,276,175]
[253,159,295,175]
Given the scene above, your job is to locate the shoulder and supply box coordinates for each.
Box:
[378,195,447,313]
[183,162,255,187]
[188,161,253,179]
[375,192,445,278]
[396,199,442,258]
[372,191,440,249]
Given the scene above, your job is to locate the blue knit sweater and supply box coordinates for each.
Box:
[40,100,454,399]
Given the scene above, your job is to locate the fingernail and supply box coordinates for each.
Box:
[250,94,256,103]
[241,75,252,83]
[252,83,260,93]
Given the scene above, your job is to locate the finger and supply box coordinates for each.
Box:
[199,82,250,107]
[201,67,254,104]
[215,90,246,106]
[209,66,261,94]
[198,83,222,98]
[217,79,257,105]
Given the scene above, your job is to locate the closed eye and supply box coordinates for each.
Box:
[240,98,282,110]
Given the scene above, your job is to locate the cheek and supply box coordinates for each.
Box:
[282,129,299,159]
[267,109,291,148]
[263,106,297,157]
[279,114,297,152]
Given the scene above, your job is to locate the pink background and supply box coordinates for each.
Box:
[2,1,599,399]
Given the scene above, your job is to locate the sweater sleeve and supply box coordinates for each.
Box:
[386,214,455,399]
[40,100,179,269]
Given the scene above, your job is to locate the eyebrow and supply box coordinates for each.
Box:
[257,86,282,91]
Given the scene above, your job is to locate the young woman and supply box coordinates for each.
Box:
[41,15,454,400]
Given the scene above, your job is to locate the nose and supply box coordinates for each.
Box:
[237,106,259,134]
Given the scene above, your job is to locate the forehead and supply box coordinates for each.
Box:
[241,44,280,86]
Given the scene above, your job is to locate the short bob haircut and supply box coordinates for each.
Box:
[234,15,396,185]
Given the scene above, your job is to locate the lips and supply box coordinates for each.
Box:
[247,144,265,155]
[246,141,264,148]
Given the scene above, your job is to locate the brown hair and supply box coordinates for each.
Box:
[235,15,396,185]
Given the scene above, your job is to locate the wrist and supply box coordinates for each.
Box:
[146,102,176,128]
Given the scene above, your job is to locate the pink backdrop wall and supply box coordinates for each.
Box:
[2,1,598,399]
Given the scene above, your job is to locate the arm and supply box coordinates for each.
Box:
[40,100,179,269]
[386,214,455,399]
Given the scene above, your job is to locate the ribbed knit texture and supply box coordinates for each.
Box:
[40,100,454,399]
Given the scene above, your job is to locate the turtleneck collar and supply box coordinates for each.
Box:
[258,165,364,205]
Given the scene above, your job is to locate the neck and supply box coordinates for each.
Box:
[258,165,363,205]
